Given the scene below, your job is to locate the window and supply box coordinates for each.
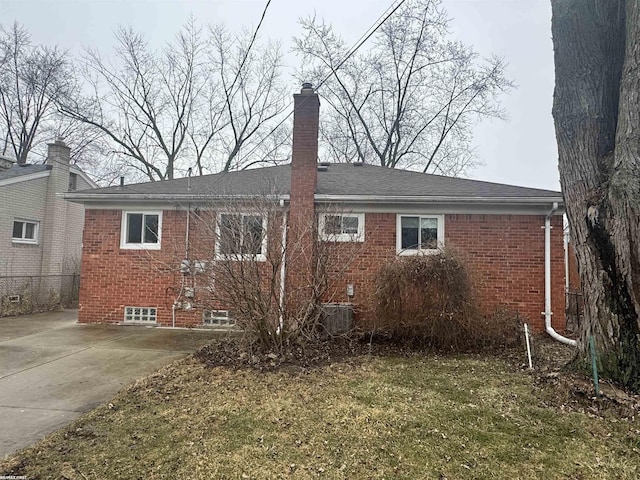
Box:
[68,172,78,191]
[203,309,235,327]
[215,213,266,260]
[319,213,365,242]
[397,215,444,254]
[124,306,157,323]
[12,219,39,244]
[120,211,162,249]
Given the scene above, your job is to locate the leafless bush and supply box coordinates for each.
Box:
[374,249,517,351]
[153,194,360,354]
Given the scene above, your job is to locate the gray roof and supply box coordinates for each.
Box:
[0,164,51,181]
[65,163,562,202]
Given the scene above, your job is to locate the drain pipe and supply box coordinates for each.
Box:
[278,199,287,333]
[544,202,577,346]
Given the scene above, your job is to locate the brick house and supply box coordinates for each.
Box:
[65,84,568,337]
[0,141,96,312]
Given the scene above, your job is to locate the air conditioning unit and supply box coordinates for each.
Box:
[321,303,354,336]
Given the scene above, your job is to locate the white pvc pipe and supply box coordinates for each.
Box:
[544,202,577,346]
[563,225,570,292]
[278,201,287,332]
[524,323,533,369]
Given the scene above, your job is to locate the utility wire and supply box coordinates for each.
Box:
[239,0,409,167]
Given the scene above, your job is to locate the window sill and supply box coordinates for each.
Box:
[320,234,365,243]
[12,239,39,245]
[120,243,161,250]
[214,254,267,262]
[397,248,441,256]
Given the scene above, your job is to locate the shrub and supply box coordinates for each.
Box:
[373,249,517,351]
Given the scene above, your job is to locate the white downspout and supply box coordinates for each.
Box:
[278,200,287,333]
[564,226,570,292]
[545,202,577,346]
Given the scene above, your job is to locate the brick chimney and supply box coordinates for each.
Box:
[287,83,320,312]
[41,139,71,279]
[290,82,319,210]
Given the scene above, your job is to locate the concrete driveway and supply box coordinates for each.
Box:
[0,310,222,459]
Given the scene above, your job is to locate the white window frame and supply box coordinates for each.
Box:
[214,212,268,262]
[396,214,444,255]
[12,219,39,245]
[120,211,162,250]
[319,213,365,242]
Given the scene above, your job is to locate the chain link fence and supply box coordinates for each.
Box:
[0,274,80,317]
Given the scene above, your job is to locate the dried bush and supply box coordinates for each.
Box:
[373,249,517,351]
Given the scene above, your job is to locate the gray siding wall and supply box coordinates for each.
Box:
[0,176,48,276]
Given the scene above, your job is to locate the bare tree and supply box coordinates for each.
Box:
[62,16,289,181]
[552,0,640,392]
[294,0,512,175]
[196,26,290,174]
[0,22,75,163]
[61,20,203,181]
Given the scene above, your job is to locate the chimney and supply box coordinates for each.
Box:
[41,138,71,284]
[46,138,71,169]
[286,83,320,312]
[290,82,320,206]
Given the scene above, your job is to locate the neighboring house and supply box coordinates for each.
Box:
[0,141,96,307]
[65,85,568,335]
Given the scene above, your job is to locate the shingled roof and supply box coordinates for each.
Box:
[0,164,51,182]
[64,163,563,203]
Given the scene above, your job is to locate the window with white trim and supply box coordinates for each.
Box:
[124,306,157,323]
[120,211,162,249]
[12,219,39,244]
[215,213,267,260]
[319,213,365,242]
[203,309,235,327]
[397,215,444,254]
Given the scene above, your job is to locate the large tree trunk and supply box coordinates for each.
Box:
[552,0,640,391]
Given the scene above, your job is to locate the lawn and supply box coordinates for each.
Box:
[2,350,639,479]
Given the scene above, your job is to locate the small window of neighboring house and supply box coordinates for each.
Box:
[319,213,365,242]
[397,215,444,255]
[215,213,267,261]
[120,211,162,250]
[68,172,78,191]
[12,219,39,244]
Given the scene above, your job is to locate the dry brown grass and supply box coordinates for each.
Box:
[2,349,639,479]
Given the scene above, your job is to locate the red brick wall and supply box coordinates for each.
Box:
[321,212,566,333]
[80,208,566,333]
[78,208,203,326]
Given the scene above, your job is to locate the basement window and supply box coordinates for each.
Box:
[397,214,444,255]
[319,213,365,242]
[120,211,162,250]
[12,219,39,244]
[215,213,266,261]
[203,310,235,327]
[124,306,158,323]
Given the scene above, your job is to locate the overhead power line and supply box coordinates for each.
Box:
[239,0,409,167]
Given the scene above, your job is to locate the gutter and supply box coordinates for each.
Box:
[544,202,577,346]
[61,192,291,203]
[314,194,564,204]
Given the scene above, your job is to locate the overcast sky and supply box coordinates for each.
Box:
[1,0,559,190]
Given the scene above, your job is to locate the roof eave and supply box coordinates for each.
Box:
[62,192,291,204]
[314,194,564,205]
